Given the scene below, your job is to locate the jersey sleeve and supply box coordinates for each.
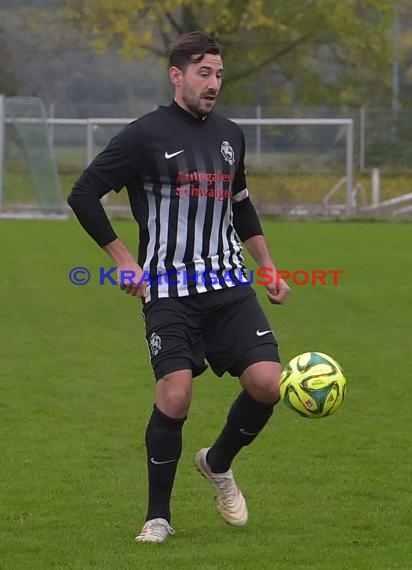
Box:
[231,131,249,204]
[230,128,263,240]
[86,121,145,193]
[67,170,118,247]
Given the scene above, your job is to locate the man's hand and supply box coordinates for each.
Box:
[103,239,147,299]
[266,278,290,305]
[117,262,147,298]
[242,235,290,305]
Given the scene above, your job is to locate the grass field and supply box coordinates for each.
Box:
[1,220,411,569]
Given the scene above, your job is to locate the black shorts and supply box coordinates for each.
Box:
[142,285,280,381]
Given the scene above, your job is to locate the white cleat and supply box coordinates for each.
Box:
[135,518,175,543]
[195,448,248,526]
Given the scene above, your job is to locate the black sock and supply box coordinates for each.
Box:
[145,405,186,523]
[207,390,277,473]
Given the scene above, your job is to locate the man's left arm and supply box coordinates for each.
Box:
[232,198,290,305]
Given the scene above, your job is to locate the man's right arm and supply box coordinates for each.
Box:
[67,169,117,247]
[67,170,146,297]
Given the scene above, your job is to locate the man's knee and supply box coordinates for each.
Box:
[249,377,280,404]
[156,370,193,418]
[240,361,282,405]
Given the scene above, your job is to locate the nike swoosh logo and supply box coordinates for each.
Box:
[239,428,258,436]
[164,150,184,159]
[150,457,177,465]
[256,330,273,337]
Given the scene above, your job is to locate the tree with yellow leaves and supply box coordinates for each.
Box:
[63,0,398,105]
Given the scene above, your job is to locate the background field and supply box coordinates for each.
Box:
[1,220,411,569]
[4,169,412,216]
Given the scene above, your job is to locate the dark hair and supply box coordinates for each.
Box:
[169,31,221,70]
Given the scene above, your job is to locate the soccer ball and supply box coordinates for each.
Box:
[280,352,346,419]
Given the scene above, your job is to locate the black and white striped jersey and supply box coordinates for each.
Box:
[87,102,251,302]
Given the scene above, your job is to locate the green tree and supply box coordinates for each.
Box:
[0,24,18,95]
[397,2,412,105]
[63,0,396,105]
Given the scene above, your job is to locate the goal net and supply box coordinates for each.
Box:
[0,96,66,218]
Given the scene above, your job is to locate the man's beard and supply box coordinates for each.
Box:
[184,94,215,118]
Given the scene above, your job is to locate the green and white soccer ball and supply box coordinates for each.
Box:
[280,352,346,419]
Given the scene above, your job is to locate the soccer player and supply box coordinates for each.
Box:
[68,31,290,543]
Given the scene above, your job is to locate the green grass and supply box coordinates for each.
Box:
[1,220,411,569]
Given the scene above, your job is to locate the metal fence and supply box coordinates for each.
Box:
[1,96,412,219]
[47,116,355,217]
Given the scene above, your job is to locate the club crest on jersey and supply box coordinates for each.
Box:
[220,141,235,165]
[148,332,162,357]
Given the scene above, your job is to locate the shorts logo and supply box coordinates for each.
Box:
[148,332,162,356]
[220,141,235,165]
[256,329,273,337]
